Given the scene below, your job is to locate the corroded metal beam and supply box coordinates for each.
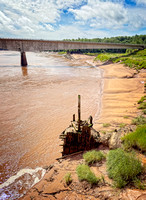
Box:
[0,38,145,52]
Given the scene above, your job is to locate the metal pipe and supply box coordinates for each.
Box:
[78,95,81,131]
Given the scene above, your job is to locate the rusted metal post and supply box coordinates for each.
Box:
[90,116,93,125]
[73,114,75,121]
[78,95,81,131]
[21,51,28,66]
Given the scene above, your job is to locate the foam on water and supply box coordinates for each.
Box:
[0,167,46,199]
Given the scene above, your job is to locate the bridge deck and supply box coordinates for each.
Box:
[0,38,145,52]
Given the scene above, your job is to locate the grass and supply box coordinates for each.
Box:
[123,115,129,119]
[58,51,67,54]
[94,49,146,70]
[143,109,146,114]
[122,125,146,152]
[119,123,126,128]
[84,53,98,56]
[133,177,146,190]
[103,123,111,128]
[94,53,124,62]
[107,148,142,188]
[76,164,100,185]
[132,115,146,125]
[138,102,146,110]
[100,130,106,134]
[83,150,106,165]
[64,173,72,185]
[138,96,146,104]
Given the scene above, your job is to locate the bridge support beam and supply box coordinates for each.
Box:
[21,52,28,66]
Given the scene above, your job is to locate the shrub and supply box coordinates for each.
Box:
[107,148,142,188]
[132,115,146,125]
[138,96,146,104]
[64,173,72,185]
[94,50,146,70]
[83,150,105,165]
[138,102,146,109]
[103,123,111,127]
[133,177,146,190]
[120,123,126,128]
[94,53,122,62]
[76,164,99,185]
[122,125,146,152]
[143,109,146,115]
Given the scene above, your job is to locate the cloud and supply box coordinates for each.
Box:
[135,0,146,5]
[69,0,146,30]
[0,0,145,39]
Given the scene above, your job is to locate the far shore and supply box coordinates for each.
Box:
[21,53,146,200]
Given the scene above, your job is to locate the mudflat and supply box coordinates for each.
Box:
[21,54,146,200]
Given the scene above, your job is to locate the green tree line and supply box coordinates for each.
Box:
[59,35,145,54]
[63,34,146,44]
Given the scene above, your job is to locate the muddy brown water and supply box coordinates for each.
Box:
[0,51,103,199]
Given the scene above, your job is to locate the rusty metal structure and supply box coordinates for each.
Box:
[59,95,100,156]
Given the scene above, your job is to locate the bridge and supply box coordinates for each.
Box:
[0,38,145,66]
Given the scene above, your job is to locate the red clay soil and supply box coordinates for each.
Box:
[21,54,146,200]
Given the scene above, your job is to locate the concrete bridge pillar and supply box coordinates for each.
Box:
[21,52,28,66]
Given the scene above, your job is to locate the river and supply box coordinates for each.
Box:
[0,51,103,199]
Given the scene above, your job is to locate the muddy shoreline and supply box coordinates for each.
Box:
[20,54,146,200]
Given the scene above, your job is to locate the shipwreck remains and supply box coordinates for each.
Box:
[59,95,100,156]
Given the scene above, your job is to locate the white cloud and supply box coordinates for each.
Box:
[0,0,145,39]
[0,11,12,25]
[69,0,127,29]
[69,0,146,30]
[135,0,146,5]
[56,0,85,9]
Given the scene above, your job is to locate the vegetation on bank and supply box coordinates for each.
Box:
[103,123,111,128]
[56,34,146,55]
[64,173,72,185]
[131,95,146,125]
[58,35,146,70]
[138,95,146,104]
[132,115,146,125]
[76,148,145,189]
[75,93,146,189]
[107,148,143,188]
[76,164,100,185]
[83,150,105,165]
[138,102,146,109]
[58,51,67,55]
[94,49,146,70]
[66,47,145,190]
[122,125,146,152]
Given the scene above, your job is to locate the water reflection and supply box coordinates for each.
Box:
[21,66,28,76]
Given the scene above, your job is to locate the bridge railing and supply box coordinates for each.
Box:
[0,38,145,52]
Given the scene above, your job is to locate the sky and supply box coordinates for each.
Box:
[0,0,146,40]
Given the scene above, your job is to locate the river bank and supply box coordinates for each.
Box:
[20,54,146,200]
